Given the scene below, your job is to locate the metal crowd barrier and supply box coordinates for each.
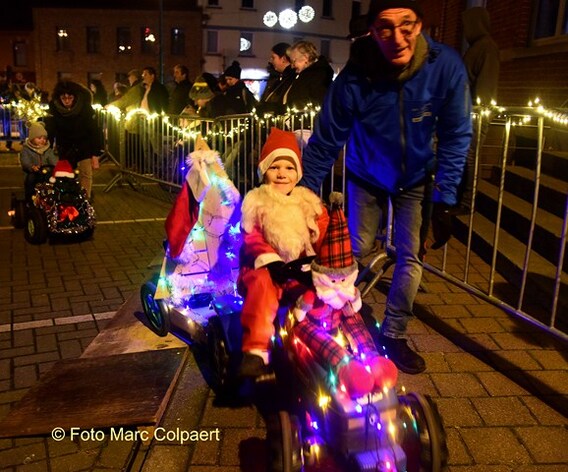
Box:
[95,106,566,340]
[0,105,27,143]
[424,107,568,341]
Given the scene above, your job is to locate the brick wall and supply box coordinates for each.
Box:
[420,0,568,107]
[33,7,202,97]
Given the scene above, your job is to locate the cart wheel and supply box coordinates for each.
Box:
[140,280,171,337]
[398,392,448,472]
[11,196,26,229]
[207,316,231,394]
[266,411,304,472]
[24,207,48,244]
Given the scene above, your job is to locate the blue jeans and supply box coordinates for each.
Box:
[347,174,432,338]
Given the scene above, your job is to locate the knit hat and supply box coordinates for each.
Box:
[224,61,241,80]
[189,76,215,101]
[312,192,357,277]
[27,121,48,141]
[51,160,75,181]
[367,0,424,25]
[258,128,302,181]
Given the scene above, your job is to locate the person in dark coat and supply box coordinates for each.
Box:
[284,41,334,111]
[88,79,108,106]
[44,81,100,198]
[168,64,194,115]
[222,61,257,114]
[455,6,500,213]
[258,42,295,115]
[140,66,169,114]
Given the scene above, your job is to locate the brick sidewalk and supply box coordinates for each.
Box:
[0,156,566,471]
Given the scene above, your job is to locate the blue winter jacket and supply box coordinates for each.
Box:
[300,34,472,206]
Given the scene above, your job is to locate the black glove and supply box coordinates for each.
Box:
[431,203,453,249]
[265,261,288,285]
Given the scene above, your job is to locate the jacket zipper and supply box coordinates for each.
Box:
[399,86,407,181]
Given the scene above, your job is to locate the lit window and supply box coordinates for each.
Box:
[117,27,132,54]
[171,28,185,55]
[142,27,157,55]
[56,27,70,52]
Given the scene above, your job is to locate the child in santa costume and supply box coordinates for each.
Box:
[238,127,329,377]
[292,193,398,399]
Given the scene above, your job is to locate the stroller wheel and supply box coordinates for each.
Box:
[206,315,232,394]
[11,195,26,229]
[140,279,171,337]
[266,411,304,472]
[398,392,448,472]
[24,207,48,244]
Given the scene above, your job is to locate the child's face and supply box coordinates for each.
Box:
[264,158,298,195]
[30,135,48,146]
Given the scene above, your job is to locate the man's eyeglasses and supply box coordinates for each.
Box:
[372,20,419,40]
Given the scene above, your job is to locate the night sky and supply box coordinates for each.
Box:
[0,4,33,29]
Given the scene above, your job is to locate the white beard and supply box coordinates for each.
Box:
[241,185,322,263]
[313,270,358,310]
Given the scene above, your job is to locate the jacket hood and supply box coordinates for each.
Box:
[299,56,334,80]
[50,81,93,117]
[462,7,491,45]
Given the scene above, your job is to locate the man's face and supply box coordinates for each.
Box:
[60,93,75,109]
[370,8,422,68]
[173,67,185,83]
[263,158,298,195]
[225,76,238,87]
[270,52,290,73]
[142,70,155,86]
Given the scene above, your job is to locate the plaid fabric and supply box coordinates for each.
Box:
[293,309,377,368]
[316,200,355,271]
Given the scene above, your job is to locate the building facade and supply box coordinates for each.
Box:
[198,0,369,95]
[30,1,202,97]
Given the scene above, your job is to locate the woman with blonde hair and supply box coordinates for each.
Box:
[283,41,334,111]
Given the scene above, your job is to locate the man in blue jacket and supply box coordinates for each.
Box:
[300,0,472,374]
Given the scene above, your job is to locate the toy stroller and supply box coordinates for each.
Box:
[10,160,96,244]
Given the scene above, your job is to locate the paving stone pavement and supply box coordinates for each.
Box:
[0,152,566,471]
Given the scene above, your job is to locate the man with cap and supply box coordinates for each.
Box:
[238,128,329,377]
[258,42,295,115]
[300,0,472,374]
[223,61,257,114]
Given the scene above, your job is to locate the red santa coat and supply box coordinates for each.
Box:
[238,184,329,353]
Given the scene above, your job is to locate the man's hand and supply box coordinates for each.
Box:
[431,203,453,249]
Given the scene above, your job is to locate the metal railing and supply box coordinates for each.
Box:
[66,106,568,340]
[425,107,567,341]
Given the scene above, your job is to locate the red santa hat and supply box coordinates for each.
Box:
[50,160,75,182]
[311,192,357,277]
[257,128,302,181]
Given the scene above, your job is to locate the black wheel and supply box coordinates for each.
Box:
[11,196,26,229]
[24,207,48,244]
[266,411,304,472]
[398,393,448,472]
[206,316,231,394]
[140,280,171,337]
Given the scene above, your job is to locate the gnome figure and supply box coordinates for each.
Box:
[292,192,398,399]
